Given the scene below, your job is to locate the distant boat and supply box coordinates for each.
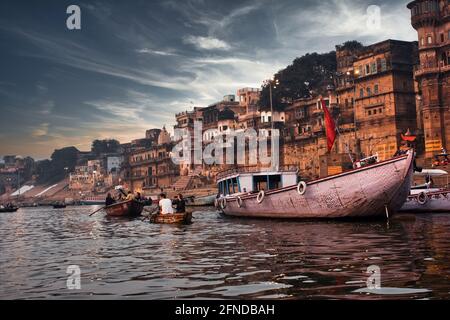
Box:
[104,200,144,217]
[53,204,67,209]
[0,207,19,213]
[149,212,192,224]
[185,194,216,206]
[80,198,104,206]
[215,151,414,219]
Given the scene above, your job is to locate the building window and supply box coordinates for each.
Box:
[367,87,372,96]
[374,84,379,94]
[360,89,364,98]
[380,59,387,71]
[420,38,424,46]
[371,63,377,74]
[365,64,370,75]
[441,34,445,43]
[368,110,372,116]
[427,35,433,44]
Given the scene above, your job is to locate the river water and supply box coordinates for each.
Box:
[0,206,449,300]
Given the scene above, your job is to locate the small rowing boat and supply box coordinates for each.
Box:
[149,212,192,224]
[104,200,144,217]
[0,207,19,213]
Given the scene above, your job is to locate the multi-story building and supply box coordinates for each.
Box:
[352,40,419,160]
[174,108,203,176]
[128,127,180,193]
[407,0,450,160]
[283,39,419,179]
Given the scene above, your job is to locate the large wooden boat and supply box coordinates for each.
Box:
[104,200,144,217]
[216,151,414,219]
[149,212,193,224]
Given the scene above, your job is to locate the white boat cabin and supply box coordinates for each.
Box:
[217,168,298,197]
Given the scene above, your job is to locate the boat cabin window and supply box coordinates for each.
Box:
[253,175,281,192]
[219,177,241,195]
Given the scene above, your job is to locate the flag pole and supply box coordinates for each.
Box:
[334,116,355,166]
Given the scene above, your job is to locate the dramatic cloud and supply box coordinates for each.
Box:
[0,0,417,158]
[183,36,231,51]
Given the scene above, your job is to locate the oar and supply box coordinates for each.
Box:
[89,206,105,216]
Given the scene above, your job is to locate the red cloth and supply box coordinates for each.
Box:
[401,134,417,142]
[321,98,336,152]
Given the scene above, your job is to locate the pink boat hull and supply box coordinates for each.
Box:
[220,152,414,219]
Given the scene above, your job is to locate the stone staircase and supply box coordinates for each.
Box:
[172,175,193,191]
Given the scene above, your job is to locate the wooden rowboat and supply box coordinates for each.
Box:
[104,200,144,217]
[216,150,415,219]
[150,212,192,224]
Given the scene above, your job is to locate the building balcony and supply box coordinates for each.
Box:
[411,11,440,29]
[130,156,171,166]
[414,64,450,78]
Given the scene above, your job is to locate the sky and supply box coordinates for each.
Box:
[0,0,417,159]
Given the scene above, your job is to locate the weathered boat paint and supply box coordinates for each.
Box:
[104,200,144,217]
[218,151,414,219]
[150,212,192,224]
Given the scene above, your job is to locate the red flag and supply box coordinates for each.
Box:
[401,134,417,142]
[321,98,336,152]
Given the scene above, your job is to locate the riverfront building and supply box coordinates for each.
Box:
[407,0,450,161]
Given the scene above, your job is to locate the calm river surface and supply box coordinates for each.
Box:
[0,206,449,300]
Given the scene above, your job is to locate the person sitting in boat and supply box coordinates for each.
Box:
[135,192,142,202]
[173,194,186,214]
[425,176,435,188]
[125,191,135,201]
[105,193,115,207]
[159,193,174,215]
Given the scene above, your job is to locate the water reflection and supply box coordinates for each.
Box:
[0,207,449,299]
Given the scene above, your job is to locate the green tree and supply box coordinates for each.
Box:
[258,51,338,111]
[36,147,79,184]
[91,139,120,155]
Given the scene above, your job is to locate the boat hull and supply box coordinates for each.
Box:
[0,208,19,213]
[399,190,450,213]
[220,152,414,219]
[150,212,192,224]
[104,200,144,217]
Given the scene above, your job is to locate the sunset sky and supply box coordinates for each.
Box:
[0,0,417,159]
